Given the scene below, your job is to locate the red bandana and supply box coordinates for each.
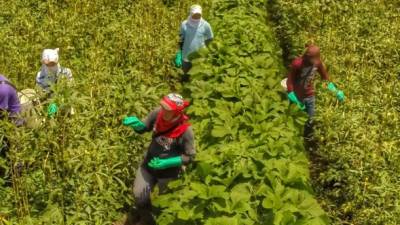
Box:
[155,110,191,138]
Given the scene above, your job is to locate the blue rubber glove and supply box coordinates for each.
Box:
[288,92,305,111]
[148,157,183,170]
[47,103,58,118]
[122,116,146,132]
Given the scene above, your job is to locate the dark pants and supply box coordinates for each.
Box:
[302,96,315,118]
[0,136,10,179]
[132,166,175,224]
[302,96,315,141]
[181,61,192,82]
[0,136,9,158]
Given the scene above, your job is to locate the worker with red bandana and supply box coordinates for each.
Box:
[286,44,345,139]
[122,93,194,225]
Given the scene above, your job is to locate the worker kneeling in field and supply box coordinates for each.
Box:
[286,44,345,140]
[0,74,21,158]
[0,75,21,119]
[174,4,214,82]
[36,48,73,117]
[123,93,195,225]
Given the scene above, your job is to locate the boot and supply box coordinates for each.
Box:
[181,74,190,83]
[122,207,140,225]
[135,204,155,225]
[303,120,315,150]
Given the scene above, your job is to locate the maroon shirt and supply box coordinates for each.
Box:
[286,57,329,100]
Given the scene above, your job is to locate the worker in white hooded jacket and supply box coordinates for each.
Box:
[36,48,73,117]
[174,5,214,82]
[36,48,72,92]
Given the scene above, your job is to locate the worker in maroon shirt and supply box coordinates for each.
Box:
[286,44,344,139]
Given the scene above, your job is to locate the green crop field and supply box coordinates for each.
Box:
[269,1,400,224]
[0,0,398,225]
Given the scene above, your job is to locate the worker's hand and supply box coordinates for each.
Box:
[122,116,146,132]
[148,156,183,170]
[336,90,345,102]
[295,102,306,111]
[47,103,58,118]
[288,92,305,111]
[327,82,345,102]
[327,82,337,92]
[174,50,183,68]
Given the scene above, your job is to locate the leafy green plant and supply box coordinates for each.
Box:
[269,0,400,224]
[0,0,207,224]
[153,1,328,224]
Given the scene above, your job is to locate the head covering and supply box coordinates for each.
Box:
[160,93,190,115]
[155,93,190,138]
[190,4,202,16]
[41,48,59,64]
[39,48,61,79]
[188,5,203,27]
[304,45,321,58]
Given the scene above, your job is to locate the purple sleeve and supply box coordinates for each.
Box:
[8,88,21,114]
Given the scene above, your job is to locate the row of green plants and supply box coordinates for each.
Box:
[0,0,200,224]
[153,1,329,224]
[269,0,400,224]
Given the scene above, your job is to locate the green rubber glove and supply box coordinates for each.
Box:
[327,82,337,92]
[327,82,345,102]
[122,116,146,131]
[174,50,183,68]
[336,90,345,102]
[148,156,183,170]
[288,91,305,111]
[47,103,58,118]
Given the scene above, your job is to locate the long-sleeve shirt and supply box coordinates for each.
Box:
[36,65,72,91]
[0,75,20,115]
[180,19,214,61]
[140,107,195,179]
[286,57,329,100]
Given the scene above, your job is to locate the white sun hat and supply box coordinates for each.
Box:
[190,4,202,15]
[41,48,59,64]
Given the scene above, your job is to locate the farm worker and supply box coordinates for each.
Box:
[286,44,345,138]
[0,75,21,120]
[36,48,72,118]
[0,75,21,157]
[175,4,214,82]
[122,93,195,224]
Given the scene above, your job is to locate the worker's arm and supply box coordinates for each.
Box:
[181,127,196,165]
[318,61,345,102]
[286,71,295,93]
[123,108,160,133]
[286,60,305,110]
[317,61,329,81]
[142,108,160,132]
[8,88,25,126]
[8,88,21,116]
[174,23,185,68]
[178,22,185,50]
[286,59,300,92]
[36,71,50,91]
[204,22,214,46]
